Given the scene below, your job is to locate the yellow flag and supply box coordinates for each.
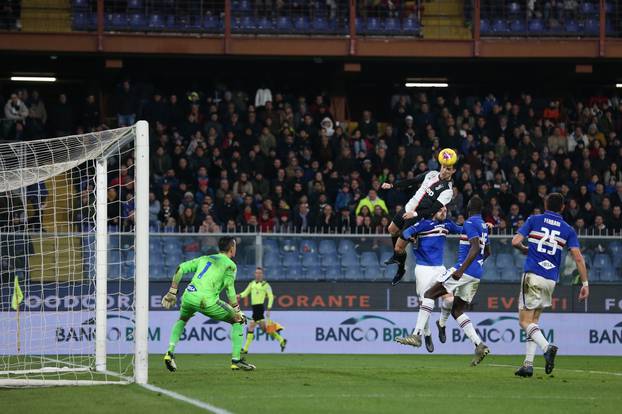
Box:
[11,275,23,311]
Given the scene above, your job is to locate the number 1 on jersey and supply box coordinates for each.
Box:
[197,262,212,279]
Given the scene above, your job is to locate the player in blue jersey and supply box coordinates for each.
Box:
[401,206,462,352]
[511,193,589,377]
[397,196,491,366]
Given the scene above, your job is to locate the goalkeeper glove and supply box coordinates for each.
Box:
[161,287,178,309]
[232,303,247,324]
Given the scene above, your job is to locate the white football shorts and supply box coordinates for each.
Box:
[438,267,480,303]
[518,272,556,310]
[415,265,446,297]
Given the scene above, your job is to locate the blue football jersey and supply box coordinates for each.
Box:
[402,219,462,266]
[454,214,489,279]
[517,210,580,282]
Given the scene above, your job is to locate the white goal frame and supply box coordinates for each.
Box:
[0,120,149,387]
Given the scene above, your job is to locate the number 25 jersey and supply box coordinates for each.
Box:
[517,210,580,282]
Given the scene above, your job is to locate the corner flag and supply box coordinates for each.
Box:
[11,275,24,310]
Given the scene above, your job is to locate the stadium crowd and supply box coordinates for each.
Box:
[2,81,622,235]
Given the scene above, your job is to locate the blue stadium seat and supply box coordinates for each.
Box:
[583,19,599,35]
[610,241,622,256]
[129,13,146,30]
[338,240,356,255]
[165,252,183,269]
[580,2,597,16]
[72,0,89,10]
[234,16,255,32]
[127,0,143,11]
[122,262,135,278]
[508,2,521,15]
[492,19,509,33]
[72,12,88,30]
[384,263,398,278]
[612,254,622,270]
[361,252,379,267]
[402,18,421,35]
[320,255,338,268]
[363,265,382,281]
[232,0,252,13]
[109,236,120,249]
[149,263,168,279]
[285,265,303,280]
[325,266,342,280]
[514,254,525,271]
[483,264,500,281]
[480,19,491,34]
[384,17,400,34]
[164,241,182,255]
[343,266,361,279]
[282,252,300,267]
[496,253,515,270]
[302,253,319,267]
[365,17,382,34]
[599,268,619,283]
[124,250,135,263]
[380,250,393,267]
[262,239,279,255]
[593,253,612,271]
[276,16,292,31]
[584,253,593,270]
[262,267,277,279]
[108,250,121,265]
[303,265,322,278]
[341,254,359,267]
[319,239,337,255]
[108,13,128,30]
[528,19,545,34]
[148,14,165,30]
[256,16,274,32]
[565,19,580,34]
[293,16,310,32]
[203,15,220,31]
[509,19,526,33]
[263,254,280,267]
[280,238,297,252]
[312,17,330,32]
[237,265,253,281]
[299,239,317,254]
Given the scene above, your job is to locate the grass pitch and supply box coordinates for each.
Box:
[3,354,622,414]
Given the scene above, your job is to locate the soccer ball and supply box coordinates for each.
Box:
[438,148,457,167]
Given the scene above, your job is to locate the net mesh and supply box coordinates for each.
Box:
[0,126,137,386]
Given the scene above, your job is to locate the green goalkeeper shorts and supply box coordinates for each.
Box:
[179,292,236,322]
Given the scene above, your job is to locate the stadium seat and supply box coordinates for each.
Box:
[129,13,146,30]
[528,19,545,34]
[599,268,619,282]
[236,16,255,32]
[303,265,322,278]
[105,13,127,30]
[402,18,421,35]
[127,0,143,11]
[282,252,300,267]
[365,17,382,34]
[262,254,280,267]
[611,241,622,256]
[320,254,338,268]
[124,250,135,263]
[360,252,379,267]
[343,266,361,279]
[508,2,521,15]
[262,239,279,256]
[232,0,251,13]
[492,19,509,34]
[612,254,622,270]
[565,20,580,34]
[338,240,356,255]
[299,239,317,254]
[237,265,253,281]
[302,253,319,267]
[483,264,500,281]
[72,0,89,10]
[480,19,491,34]
[593,253,612,271]
[383,263,398,278]
[341,254,359,267]
[509,19,526,34]
[496,253,515,270]
[280,238,297,252]
[362,265,382,281]
[148,14,165,30]
[72,12,88,30]
[256,16,274,32]
[325,266,342,280]
[383,17,400,34]
[312,17,330,32]
[379,250,393,267]
[580,2,597,16]
[284,265,303,280]
[108,250,121,265]
[583,19,599,35]
[293,16,310,32]
[203,15,221,31]
[276,16,292,31]
[164,252,182,269]
[319,239,337,255]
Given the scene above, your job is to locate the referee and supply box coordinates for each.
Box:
[239,267,287,353]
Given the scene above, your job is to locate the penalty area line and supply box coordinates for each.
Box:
[488,363,622,377]
[140,382,234,414]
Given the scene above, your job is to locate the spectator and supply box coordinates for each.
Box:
[115,80,138,127]
[355,189,388,216]
[81,94,101,131]
[48,93,74,136]
[148,192,161,226]
[26,90,46,139]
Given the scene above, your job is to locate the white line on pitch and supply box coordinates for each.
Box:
[139,383,234,414]
[488,363,622,377]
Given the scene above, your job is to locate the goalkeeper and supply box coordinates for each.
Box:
[239,267,287,354]
[161,236,255,371]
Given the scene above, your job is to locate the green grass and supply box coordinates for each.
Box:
[3,354,622,414]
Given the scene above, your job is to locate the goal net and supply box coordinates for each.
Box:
[0,121,149,387]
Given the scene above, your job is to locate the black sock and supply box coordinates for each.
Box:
[391,235,399,248]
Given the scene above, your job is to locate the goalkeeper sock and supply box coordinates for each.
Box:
[414,298,434,335]
[167,319,186,353]
[269,331,285,345]
[456,314,482,346]
[231,323,244,361]
[438,297,454,328]
[243,330,254,352]
[524,338,536,366]
[526,323,550,352]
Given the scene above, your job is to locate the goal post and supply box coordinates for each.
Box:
[0,121,149,387]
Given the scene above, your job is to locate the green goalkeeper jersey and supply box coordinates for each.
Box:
[175,253,237,306]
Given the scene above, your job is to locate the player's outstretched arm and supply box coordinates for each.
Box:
[570,247,589,301]
[451,238,480,280]
[511,234,529,255]
[161,259,200,309]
